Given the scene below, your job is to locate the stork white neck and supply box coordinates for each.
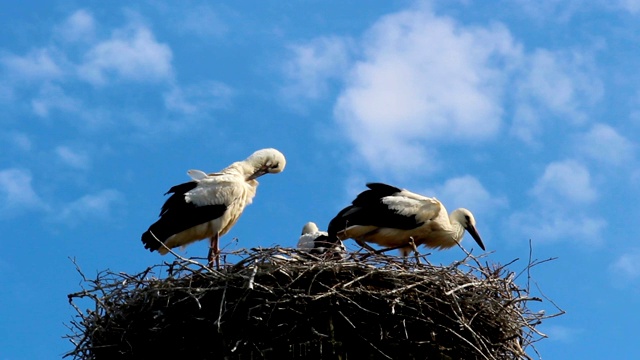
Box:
[449,209,467,236]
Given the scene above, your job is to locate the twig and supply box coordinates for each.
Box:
[65,247,559,359]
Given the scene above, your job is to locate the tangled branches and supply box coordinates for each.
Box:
[65,248,561,359]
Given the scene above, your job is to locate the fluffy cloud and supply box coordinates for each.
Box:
[175,4,228,38]
[333,9,521,175]
[531,160,597,204]
[164,81,235,114]
[508,211,606,244]
[617,0,640,13]
[31,83,81,117]
[541,324,583,343]
[1,48,66,82]
[282,7,604,176]
[55,145,91,169]
[281,36,352,103]
[78,24,173,85]
[52,189,123,225]
[611,248,640,279]
[511,0,583,22]
[510,104,541,144]
[4,12,172,87]
[55,9,96,43]
[574,123,636,166]
[431,175,508,215]
[0,168,47,215]
[511,49,602,143]
[3,132,32,152]
[508,159,605,244]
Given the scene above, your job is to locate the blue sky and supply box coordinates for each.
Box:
[2,1,640,358]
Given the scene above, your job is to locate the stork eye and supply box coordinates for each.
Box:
[270,163,280,169]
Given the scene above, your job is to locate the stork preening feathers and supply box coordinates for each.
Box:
[141,148,286,267]
[327,183,485,256]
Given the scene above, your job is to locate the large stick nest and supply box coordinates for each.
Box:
[65,248,560,359]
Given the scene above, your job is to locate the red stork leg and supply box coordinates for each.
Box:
[207,232,220,269]
[409,237,421,264]
[355,239,377,253]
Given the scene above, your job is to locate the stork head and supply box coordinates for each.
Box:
[301,221,320,235]
[451,208,486,251]
[245,148,286,180]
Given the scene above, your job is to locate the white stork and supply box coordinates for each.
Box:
[327,183,485,256]
[141,148,286,267]
[297,221,346,258]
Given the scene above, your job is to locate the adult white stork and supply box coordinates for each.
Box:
[297,222,346,258]
[141,148,286,267]
[327,183,485,256]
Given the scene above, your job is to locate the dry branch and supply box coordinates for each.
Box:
[65,248,561,359]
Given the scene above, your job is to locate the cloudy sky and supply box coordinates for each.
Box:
[2,1,640,358]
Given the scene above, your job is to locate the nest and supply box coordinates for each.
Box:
[65,247,560,359]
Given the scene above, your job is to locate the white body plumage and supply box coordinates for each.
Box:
[159,168,258,254]
[142,148,286,266]
[328,183,485,256]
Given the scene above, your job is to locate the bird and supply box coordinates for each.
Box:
[141,148,286,268]
[297,221,346,258]
[327,182,485,257]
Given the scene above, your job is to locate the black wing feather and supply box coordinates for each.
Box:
[141,181,226,252]
[328,182,422,239]
[160,181,198,216]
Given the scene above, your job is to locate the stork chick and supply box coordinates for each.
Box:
[297,221,346,258]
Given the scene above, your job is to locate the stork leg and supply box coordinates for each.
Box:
[409,237,421,264]
[373,244,407,254]
[351,239,379,261]
[207,232,220,269]
[355,239,377,253]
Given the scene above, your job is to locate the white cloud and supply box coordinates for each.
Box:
[281,36,352,102]
[507,159,604,245]
[4,12,171,88]
[511,49,602,143]
[1,48,65,82]
[164,81,235,114]
[53,189,123,225]
[521,50,600,121]
[617,0,640,13]
[508,210,606,245]
[0,168,47,215]
[510,104,542,145]
[512,0,583,22]
[611,248,640,279]
[542,324,583,343]
[56,9,95,43]
[78,24,173,85]
[531,160,597,204]
[333,8,521,175]
[176,5,228,38]
[31,83,81,117]
[3,132,32,152]
[55,146,91,169]
[574,123,636,166]
[435,175,508,214]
